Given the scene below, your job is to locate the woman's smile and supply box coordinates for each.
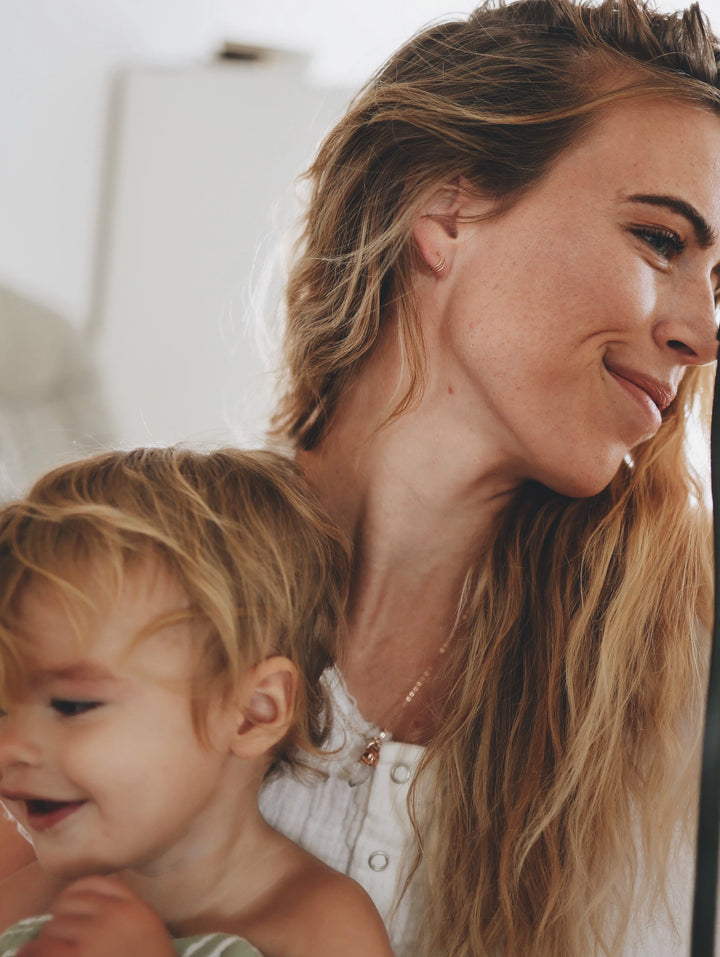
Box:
[603,361,676,432]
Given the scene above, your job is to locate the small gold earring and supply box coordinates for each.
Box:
[431,254,446,274]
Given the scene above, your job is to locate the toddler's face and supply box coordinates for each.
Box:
[0,559,240,880]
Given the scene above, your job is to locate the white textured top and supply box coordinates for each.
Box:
[260,669,698,956]
[260,669,425,957]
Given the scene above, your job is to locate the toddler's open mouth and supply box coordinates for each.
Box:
[25,798,86,831]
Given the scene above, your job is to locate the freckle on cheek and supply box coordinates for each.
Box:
[448,383,455,395]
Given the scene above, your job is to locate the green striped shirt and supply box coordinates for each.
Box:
[0,915,262,957]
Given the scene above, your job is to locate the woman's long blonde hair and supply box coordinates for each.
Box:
[273,0,718,953]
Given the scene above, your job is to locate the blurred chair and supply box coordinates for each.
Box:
[0,286,115,500]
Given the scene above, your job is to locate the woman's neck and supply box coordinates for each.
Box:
[298,348,520,560]
[297,361,521,733]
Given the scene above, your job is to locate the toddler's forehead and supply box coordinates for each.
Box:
[12,575,198,689]
[13,557,191,655]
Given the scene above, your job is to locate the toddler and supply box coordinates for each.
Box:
[0,447,393,957]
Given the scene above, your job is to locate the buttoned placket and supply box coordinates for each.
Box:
[347,738,423,939]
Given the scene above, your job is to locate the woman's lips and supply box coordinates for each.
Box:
[605,364,674,430]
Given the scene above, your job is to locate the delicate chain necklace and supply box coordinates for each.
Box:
[359,634,453,767]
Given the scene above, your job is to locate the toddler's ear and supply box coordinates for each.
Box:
[230,656,298,759]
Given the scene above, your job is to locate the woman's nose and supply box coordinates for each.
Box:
[654,280,719,366]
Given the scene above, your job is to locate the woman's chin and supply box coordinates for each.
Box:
[539,465,622,500]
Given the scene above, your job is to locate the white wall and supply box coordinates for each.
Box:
[94,57,350,449]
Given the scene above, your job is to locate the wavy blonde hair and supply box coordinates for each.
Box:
[0,448,349,768]
[273,0,719,953]
[417,364,713,956]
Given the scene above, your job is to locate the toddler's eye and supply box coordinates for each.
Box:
[633,226,686,258]
[50,699,101,717]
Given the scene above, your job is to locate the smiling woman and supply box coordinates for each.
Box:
[259,2,720,954]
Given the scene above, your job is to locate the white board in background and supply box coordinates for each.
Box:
[94,52,350,450]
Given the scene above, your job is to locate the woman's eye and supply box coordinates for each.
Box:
[633,226,686,258]
[50,699,101,717]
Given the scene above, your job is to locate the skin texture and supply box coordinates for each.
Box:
[0,561,393,957]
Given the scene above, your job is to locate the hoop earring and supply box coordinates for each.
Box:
[431,254,446,274]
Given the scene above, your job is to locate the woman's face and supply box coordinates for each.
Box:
[426,98,720,497]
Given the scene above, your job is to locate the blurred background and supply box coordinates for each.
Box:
[2,0,718,497]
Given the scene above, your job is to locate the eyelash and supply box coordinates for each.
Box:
[50,699,101,717]
[632,226,687,259]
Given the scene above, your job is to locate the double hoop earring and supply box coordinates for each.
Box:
[431,254,446,274]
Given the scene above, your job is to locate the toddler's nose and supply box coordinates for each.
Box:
[0,711,42,770]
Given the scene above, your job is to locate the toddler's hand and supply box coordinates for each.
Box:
[16,875,176,957]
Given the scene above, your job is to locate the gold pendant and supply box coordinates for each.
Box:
[360,736,382,767]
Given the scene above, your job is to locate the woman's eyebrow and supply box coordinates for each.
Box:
[625,192,717,248]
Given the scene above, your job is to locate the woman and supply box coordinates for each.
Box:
[2,0,720,954]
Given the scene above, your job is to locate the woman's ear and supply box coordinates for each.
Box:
[413,184,461,276]
[413,177,492,276]
[230,656,298,760]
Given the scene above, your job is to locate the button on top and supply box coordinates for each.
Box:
[368,851,389,871]
[390,762,411,784]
